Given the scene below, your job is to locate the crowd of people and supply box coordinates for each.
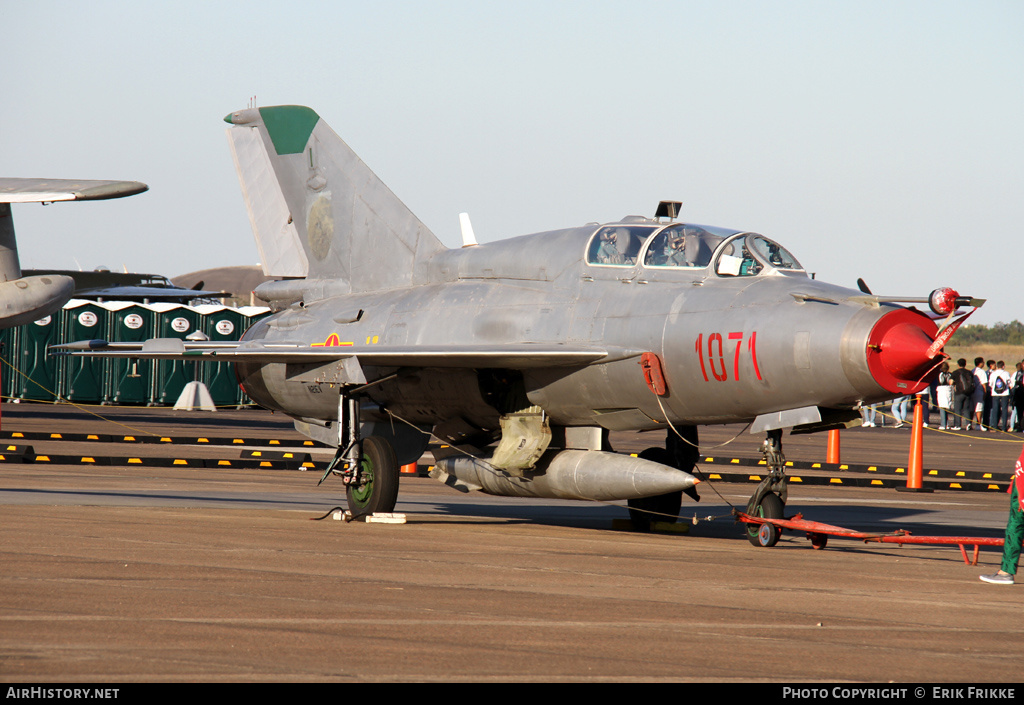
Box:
[855,355,1024,586]
[860,357,1024,432]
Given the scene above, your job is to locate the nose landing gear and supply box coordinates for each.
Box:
[745,429,787,547]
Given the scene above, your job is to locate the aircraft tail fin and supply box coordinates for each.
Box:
[0,202,23,282]
[225,106,446,291]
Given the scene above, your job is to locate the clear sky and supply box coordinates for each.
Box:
[4,1,1021,325]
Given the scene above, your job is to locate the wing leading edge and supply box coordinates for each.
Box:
[51,339,627,368]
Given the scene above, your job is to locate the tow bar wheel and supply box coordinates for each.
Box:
[746,492,784,547]
[757,522,779,547]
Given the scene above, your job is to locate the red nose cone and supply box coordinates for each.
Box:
[866,308,940,394]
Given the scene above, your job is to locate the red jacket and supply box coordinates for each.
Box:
[1013,446,1024,511]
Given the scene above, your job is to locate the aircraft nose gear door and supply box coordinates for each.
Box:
[745,429,787,547]
[319,372,401,519]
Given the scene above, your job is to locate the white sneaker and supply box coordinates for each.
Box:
[980,572,1015,585]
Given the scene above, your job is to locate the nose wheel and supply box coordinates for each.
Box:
[746,491,784,547]
[745,429,788,547]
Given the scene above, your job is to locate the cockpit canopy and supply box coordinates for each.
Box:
[643,225,719,269]
[587,225,649,266]
[585,222,804,278]
[713,234,804,277]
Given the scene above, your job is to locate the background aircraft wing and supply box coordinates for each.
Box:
[52,339,626,368]
[0,178,149,330]
[0,179,149,203]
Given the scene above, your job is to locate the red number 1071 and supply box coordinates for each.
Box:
[695,332,762,382]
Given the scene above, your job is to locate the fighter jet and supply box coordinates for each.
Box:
[0,179,148,329]
[55,106,981,541]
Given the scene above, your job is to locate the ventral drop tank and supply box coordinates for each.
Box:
[432,449,699,501]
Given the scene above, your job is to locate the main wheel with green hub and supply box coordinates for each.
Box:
[346,436,399,518]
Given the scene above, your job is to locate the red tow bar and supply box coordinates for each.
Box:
[736,511,1008,565]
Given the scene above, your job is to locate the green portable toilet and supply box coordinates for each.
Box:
[12,314,59,402]
[149,303,200,405]
[197,304,246,407]
[59,300,108,403]
[105,302,155,405]
[0,322,20,402]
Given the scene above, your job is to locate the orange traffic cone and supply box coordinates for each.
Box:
[826,429,840,464]
[897,394,932,493]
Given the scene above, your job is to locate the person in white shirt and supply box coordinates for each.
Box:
[973,357,989,431]
[936,362,954,430]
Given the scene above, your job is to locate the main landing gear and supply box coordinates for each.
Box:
[321,390,400,518]
[628,447,683,532]
[745,429,788,547]
[344,435,400,518]
[627,426,700,532]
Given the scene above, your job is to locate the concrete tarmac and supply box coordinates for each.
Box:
[1,404,1022,683]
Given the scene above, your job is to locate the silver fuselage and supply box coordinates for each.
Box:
[236,223,913,434]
